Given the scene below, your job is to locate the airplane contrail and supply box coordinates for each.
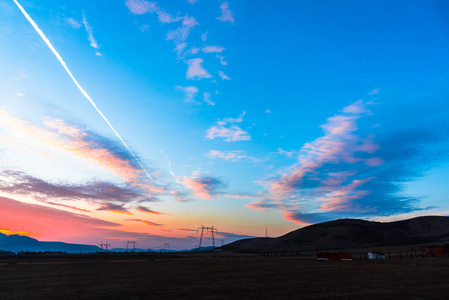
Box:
[13,0,153,181]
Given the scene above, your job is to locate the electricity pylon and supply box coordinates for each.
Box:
[197,225,218,250]
[99,242,110,252]
[125,241,137,252]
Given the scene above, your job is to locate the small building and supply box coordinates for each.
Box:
[424,246,449,257]
[317,252,352,261]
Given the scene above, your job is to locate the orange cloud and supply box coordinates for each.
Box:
[182,176,224,200]
[137,206,167,215]
[126,219,163,227]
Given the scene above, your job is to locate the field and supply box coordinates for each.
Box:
[1,253,449,299]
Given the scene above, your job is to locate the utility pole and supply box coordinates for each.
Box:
[266,227,268,238]
[197,225,218,250]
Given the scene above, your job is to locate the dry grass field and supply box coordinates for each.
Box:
[1,253,449,299]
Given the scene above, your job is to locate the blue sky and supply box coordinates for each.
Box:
[0,0,448,249]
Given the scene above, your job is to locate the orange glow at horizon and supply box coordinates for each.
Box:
[0,229,37,236]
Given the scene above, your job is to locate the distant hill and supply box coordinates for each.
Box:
[0,233,208,253]
[0,233,100,253]
[222,216,449,253]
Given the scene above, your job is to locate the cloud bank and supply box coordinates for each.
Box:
[248,99,448,224]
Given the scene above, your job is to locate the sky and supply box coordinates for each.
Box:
[0,0,448,250]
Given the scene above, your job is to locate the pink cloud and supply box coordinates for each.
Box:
[206,112,250,142]
[0,111,171,198]
[177,85,199,102]
[203,92,215,106]
[203,45,225,53]
[126,219,163,226]
[137,206,166,215]
[283,212,312,225]
[206,125,250,142]
[247,100,388,221]
[217,1,235,23]
[125,0,157,15]
[319,177,374,212]
[218,70,231,80]
[181,176,224,200]
[207,150,246,161]
[185,58,212,80]
[216,55,228,65]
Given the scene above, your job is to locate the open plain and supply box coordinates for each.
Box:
[1,253,448,299]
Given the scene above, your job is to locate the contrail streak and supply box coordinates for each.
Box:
[13,0,153,181]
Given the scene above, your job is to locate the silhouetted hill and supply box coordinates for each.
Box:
[0,233,100,253]
[222,216,449,253]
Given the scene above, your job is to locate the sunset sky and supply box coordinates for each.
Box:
[0,0,448,250]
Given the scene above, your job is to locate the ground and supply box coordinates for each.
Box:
[1,253,448,299]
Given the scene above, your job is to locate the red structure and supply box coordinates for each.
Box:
[317,252,353,261]
[424,246,449,257]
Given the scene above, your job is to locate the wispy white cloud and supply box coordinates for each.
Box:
[277,148,297,159]
[177,86,199,102]
[368,88,379,95]
[207,150,246,161]
[157,10,177,23]
[218,70,231,80]
[167,15,199,57]
[187,0,199,4]
[206,112,250,142]
[216,55,228,65]
[125,0,157,15]
[186,58,212,80]
[140,24,150,32]
[203,45,225,53]
[66,18,81,29]
[203,92,215,106]
[186,47,200,55]
[81,12,101,56]
[125,0,178,23]
[266,109,273,114]
[201,31,208,42]
[217,1,235,23]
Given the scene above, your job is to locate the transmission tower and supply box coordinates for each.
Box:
[130,241,136,252]
[164,243,170,252]
[197,225,218,250]
[99,242,110,252]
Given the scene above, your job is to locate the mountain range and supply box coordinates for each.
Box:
[0,233,100,253]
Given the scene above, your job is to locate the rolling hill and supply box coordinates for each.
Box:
[222,216,449,253]
[0,233,100,253]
